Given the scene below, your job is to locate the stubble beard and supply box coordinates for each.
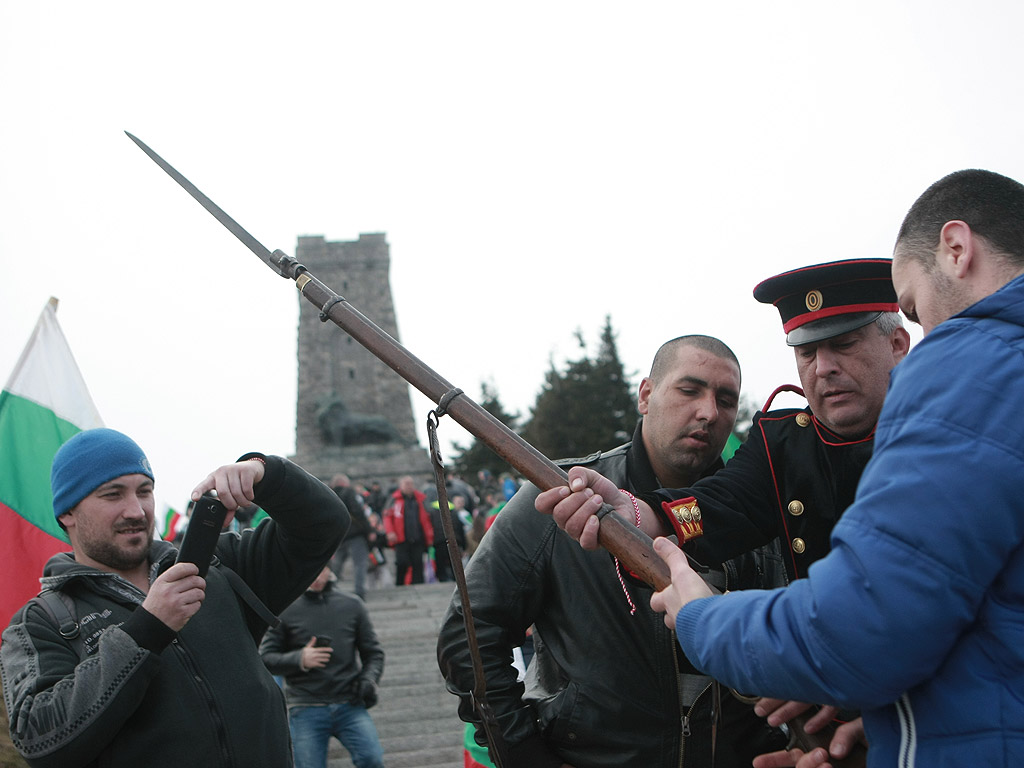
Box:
[666,443,713,485]
[82,531,153,572]
[933,269,975,329]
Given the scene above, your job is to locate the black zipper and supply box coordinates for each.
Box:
[171,639,235,767]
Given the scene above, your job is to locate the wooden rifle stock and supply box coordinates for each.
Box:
[279,255,672,591]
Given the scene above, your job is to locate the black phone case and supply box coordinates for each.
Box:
[175,495,227,577]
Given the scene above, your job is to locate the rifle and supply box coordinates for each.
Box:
[123,132,670,590]
[126,133,864,766]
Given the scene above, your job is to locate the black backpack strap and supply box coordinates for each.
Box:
[217,565,280,630]
[35,589,79,639]
[32,588,86,658]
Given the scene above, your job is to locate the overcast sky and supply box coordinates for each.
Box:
[2,2,1020,512]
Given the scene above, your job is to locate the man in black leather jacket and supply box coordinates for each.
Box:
[437,336,787,768]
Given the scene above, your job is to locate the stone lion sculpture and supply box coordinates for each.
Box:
[316,394,408,447]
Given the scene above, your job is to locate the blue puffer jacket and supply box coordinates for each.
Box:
[676,274,1024,767]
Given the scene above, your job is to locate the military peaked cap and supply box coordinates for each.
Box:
[753,258,899,346]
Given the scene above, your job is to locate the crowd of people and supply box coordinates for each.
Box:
[325,470,520,594]
[4,168,1024,768]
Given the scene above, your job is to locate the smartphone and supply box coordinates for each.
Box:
[175,495,227,577]
[314,635,333,648]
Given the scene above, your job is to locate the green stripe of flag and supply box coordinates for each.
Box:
[0,391,81,540]
[721,431,743,463]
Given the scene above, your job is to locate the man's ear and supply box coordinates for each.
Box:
[637,377,653,415]
[890,327,912,363]
[939,220,975,279]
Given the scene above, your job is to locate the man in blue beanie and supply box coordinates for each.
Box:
[1,427,350,768]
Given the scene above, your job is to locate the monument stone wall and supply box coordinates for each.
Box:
[290,233,431,487]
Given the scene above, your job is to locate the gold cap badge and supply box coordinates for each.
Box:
[805,289,823,312]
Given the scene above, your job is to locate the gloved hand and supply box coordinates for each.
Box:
[358,678,378,709]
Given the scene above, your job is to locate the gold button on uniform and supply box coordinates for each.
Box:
[796,413,811,427]
[788,500,804,516]
[792,538,806,554]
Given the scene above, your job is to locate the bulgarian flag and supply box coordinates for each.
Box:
[161,505,185,541]
[0,298,103,631]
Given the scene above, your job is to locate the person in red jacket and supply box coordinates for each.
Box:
[383,476,434,585]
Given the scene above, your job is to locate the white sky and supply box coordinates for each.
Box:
[2,1,1020,513]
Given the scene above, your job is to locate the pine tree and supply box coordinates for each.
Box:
[449,381,520,483]
[521,317,637,460]
[593,315,637,445]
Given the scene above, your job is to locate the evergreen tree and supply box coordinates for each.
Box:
[521,317,637,459]
[449,381,520,483]
[593,315,637,445]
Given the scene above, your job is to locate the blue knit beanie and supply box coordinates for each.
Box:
[51,428,155,519]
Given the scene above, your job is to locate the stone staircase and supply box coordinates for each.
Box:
[327,580,466,768]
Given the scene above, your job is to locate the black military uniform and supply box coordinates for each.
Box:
[653,393,875,584]
[642,258,900,585]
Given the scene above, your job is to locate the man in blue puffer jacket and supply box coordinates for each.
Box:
[544,169,1024,767]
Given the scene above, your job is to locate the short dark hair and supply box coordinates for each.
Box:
[896,169,1024,267]
[649,335,740,381]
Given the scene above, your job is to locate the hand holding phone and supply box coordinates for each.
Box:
[176,495,227,577]
[302,636,332,670]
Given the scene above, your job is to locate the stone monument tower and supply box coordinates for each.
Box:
[290,232,431,485]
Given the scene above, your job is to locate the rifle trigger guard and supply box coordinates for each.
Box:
[318,295,346,322]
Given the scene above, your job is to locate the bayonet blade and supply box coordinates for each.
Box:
[125,132,287,277]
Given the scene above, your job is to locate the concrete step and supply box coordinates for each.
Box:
[326,578,466,768]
